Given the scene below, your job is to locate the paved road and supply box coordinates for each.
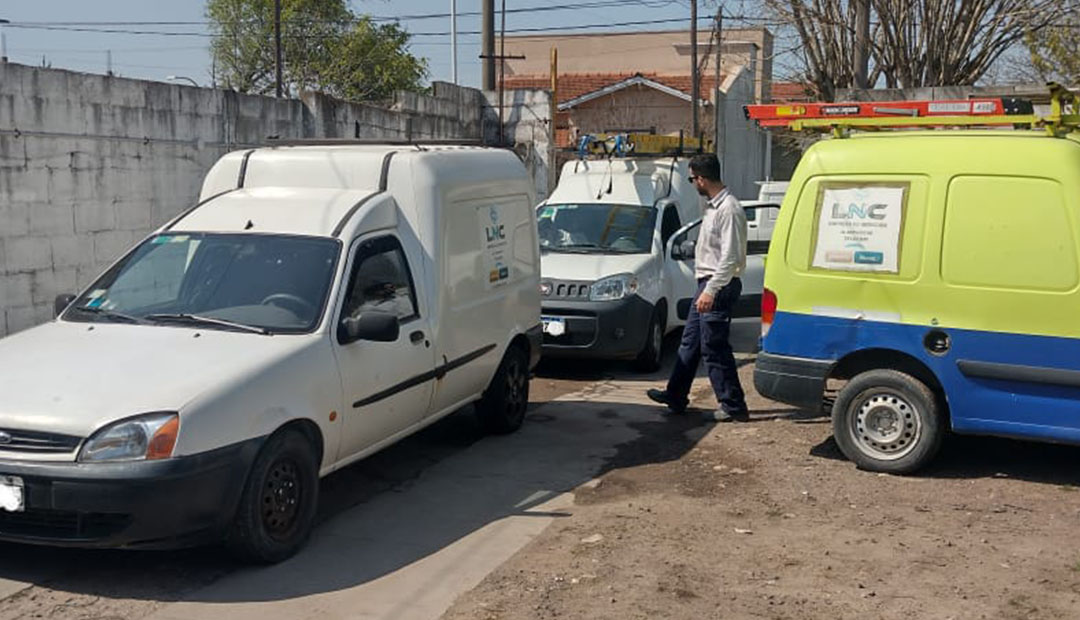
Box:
[0,320,761,620]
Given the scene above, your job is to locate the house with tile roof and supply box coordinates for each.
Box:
[497,28,777,198]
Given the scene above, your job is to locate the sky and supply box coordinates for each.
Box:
[0,0,720,89]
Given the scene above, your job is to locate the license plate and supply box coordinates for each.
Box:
[541,316,566,337]
[0,476,24,513]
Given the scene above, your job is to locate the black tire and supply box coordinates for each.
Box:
[832,369,945,475]
[476,345,530,434]
[226,429,320,563]
[634,307,664,373]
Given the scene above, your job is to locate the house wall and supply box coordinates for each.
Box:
[501,28,773,102]
[566,85,713,139]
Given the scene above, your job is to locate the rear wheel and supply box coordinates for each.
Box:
[832,369,945,474]
[634,307,664,373]
[476,345,530,434]
[226,429,319,563]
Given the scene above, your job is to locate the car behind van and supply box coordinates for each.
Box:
[537,154,764,371]
[0,143,541,561]
[754,126,1080,473]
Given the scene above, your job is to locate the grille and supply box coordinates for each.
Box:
[0,428,82,454]
[0,508,131,540]
[542,279,592,300]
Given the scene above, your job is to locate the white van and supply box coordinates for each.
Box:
[0,143,541,562]
[537,156,763,371]
[742,181,788,249]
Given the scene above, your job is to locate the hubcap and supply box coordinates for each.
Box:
[505,358,527,417]
[651,323,662,359]
[851,391,922,461]
[261,458,302,541]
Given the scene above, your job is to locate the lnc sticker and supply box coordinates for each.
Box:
[812,184,906,273]
[480,205,513,289]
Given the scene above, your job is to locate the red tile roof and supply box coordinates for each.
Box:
[503,72,719,105]
[771,81,818,103]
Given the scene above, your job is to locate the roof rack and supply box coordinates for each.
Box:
[570,131,713,158]
[744,83,1080,137]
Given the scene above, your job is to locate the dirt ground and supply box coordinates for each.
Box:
[444,360,1080,620]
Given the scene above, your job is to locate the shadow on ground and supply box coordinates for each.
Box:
[0,398,710,607]
[810,433,1080,487]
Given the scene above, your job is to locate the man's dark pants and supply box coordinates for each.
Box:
[665,277,748,415]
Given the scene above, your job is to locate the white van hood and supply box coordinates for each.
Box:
[0,321,314,439]
[541,252,654,282]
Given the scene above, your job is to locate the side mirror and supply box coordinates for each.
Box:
[670,240,695,261]
[338,311,400,345]
[54,294,77,317]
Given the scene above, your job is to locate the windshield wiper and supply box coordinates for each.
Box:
[145,313,272,335]
[72,306,146,325]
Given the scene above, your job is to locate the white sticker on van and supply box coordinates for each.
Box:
[812,184,906,274]
[481,205,513,289]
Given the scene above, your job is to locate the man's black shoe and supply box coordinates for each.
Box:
[706,408,750,423]
[646,389,688,414]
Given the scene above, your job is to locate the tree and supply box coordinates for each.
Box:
[1025,8,1080,85]
[207,0,428,102]
[763,0,1067,101]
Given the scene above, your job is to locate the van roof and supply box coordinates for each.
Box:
[186,144,519,237]
[171,186,373,237]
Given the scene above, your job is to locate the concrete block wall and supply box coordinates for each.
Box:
[0,63,491,336]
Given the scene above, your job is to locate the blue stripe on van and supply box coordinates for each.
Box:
[764,311,1080,443]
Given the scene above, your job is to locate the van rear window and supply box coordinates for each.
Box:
[942,176,1077,291]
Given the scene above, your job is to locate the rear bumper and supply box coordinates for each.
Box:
[754,352,833,411]
[540,295,654,360]
[0,437,263,549]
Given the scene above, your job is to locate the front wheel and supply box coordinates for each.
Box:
[634,308,664,373]
[226,429,320,563]
[476,345,530,434]
[832,369,945,475]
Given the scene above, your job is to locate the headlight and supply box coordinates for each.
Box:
[590,274,638,301]
[78,412,179,462]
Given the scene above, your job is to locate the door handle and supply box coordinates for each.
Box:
[410,330,425,344]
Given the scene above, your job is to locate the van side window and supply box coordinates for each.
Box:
[661,206,682,245]
[342,236,419,323]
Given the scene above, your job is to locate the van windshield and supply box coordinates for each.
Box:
[63,233,340,334]
[537,203,657,254]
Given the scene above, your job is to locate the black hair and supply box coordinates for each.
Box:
[688,154,722,183]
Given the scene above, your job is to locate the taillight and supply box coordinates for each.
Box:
[761,287,777,338]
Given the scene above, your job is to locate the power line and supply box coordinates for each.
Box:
[6,2,684,28]
[4,17,717,39]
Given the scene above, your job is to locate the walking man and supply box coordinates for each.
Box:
[647,154,749,422]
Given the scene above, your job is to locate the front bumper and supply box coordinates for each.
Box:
[753,352,834,412]
[540,295,654,360]
[0,437,263,549]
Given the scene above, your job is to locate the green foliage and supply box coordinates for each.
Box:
[207,0,428,102]
[1026,15,1080,86]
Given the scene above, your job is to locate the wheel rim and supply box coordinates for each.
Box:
[261,457,303,542]
[504,357,527,419]
[850,390,922,461]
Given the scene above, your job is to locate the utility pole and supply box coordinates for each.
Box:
[274,0,283,97]
[854,0,870,89]
[451,0,458,84]
[549,46,558,195]
[690,0,699,137]
[482,0,495,91]
[714,7,723,169]
[0,19,8,64]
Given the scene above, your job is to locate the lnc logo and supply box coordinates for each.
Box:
[485,207,506,242]
[831,202,888,220]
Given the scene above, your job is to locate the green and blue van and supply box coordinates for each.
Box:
[755,127,1080,473]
